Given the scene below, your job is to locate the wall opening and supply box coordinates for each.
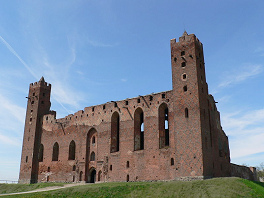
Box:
[126,174,129,182]
[183,86,187,92]
[134,108,144,150]
[48,167,50,172]
[171,158,174,166]
[26,156,28,163]
[79,171,83,181]
[73,165,76,171]
[52,142,59,161]
[90,151,95,161]
[73,176,75,182]
[185,108,189,118]
[90,169,96,183]
[181,62,186,67]
[68,140,76,160]
[92,136,95,144]
[110,112,120,153]
[126,161,129,168]
[159,103,169,148]
[181,51,185,56]
[110,165,112,171]
[38,144,44,162]
[98,170,102,181]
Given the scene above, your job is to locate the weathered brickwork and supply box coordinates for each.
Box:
[19,32,232,184]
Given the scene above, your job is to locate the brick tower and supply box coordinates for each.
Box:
[19,77,51,183]
[170,31,213,178]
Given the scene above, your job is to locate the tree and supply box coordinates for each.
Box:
[256,162,264,181]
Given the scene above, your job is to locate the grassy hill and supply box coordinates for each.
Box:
[0,177,263,198]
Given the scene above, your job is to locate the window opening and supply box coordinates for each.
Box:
[171,158,174,166]
[181,62,186,67]
[149,96,153,101]
[92,107,95,112]
[126,161,129,168]
[90,151,95,161]
[137,98,140,103]
[38,144,44,162]
[73,165,76,171]
[174,57,177,62]
[33,93,35,96]
[26,156,28,163]
[68,140,76,160]
[181,51,185,56]
[114,102,117,107]
[185,108,189,118]
[183,86,187,92]
[103,105,105,110]
[110,112,120,153]
[92,136,95,144]
[98,171,102,181]
[182,74,187,79]
[127,174,129,182]
[48,167,50,172]
[162,94,165,98]
[31,101,34,105]
[159,104,169,148]
[134,108,144,150]
[125,101,128,105]
[52,142,59,161]
[110,165,112,171]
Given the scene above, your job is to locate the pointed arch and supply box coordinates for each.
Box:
[68,140,76,160]
[134,107,144,150]
[98,170,102,181]
[52,142,59,161]
[111,111,120,153]
[90,151,95,161]
[38,144,44,162]
[159,103,169,148]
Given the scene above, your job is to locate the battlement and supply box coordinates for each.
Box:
[30,77,51,89]
[170,31,203,47]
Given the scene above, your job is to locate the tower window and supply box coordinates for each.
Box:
[182,74,187,80]
[92,136,95,144]
[162,94,165,98]
[114,102,117,107]
[125,101,128,105]
[171,158,174,166]
[183,86,187,92]
[92,107,95,112]
[26,156,28,163]
[73,165,76,171]
[90,152,95,161]
[181,62,186,67]
[149,96,153,101]
[48,167,50,172]
[31,101,34,105]
[185,108,189,118]
[110,165,112,171]
[181,51,185,56]
[137,98,140,103]
[174,57,177,62]
[103,105,105,110]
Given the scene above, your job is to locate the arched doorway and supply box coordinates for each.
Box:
[90,168,96,183]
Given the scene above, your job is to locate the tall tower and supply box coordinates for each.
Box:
[19,77,51,183]
[170,32,213,178]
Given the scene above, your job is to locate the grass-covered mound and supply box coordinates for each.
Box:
[1,177,264,198]
[0,182,64,194]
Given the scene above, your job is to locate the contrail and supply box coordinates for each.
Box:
[0,34,71,114]
[0,35,38,79]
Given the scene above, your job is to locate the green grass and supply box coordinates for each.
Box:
[1,177,264,198]
[0,182,64,194]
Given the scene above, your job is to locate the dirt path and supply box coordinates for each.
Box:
[0,183,87,196]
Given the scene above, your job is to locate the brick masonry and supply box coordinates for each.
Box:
[19,32,232,184]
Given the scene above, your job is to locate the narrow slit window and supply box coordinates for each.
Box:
[183,86,187,92]
[181,62,186,67]
[181,51,185,56]
[185,108,189,118]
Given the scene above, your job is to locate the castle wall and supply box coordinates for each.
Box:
[19,32,233,184]
[231,163,258,181]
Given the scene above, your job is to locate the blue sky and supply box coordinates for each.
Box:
[0,1,263,181]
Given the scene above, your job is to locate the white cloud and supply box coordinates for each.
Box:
[0,133,21,146]
[218,64,263,88]
[222,109,264,160]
